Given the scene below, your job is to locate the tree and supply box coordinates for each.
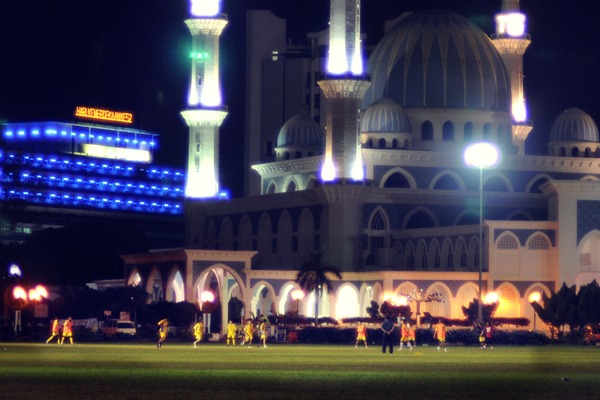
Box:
[295,253,341,326]
[577,279,600,326]
[366,300,380,319]
[461,298,499,325]
[531,282,580,339]
[228,297,244,323]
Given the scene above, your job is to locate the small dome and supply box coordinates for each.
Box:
[277,114,324,148]
[361,98,411,133]
[549,108,599,143]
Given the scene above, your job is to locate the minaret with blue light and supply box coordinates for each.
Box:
[317,0,370,182]
[180,0,228,198]
[491,0,532,155]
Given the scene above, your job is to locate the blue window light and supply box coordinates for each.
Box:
[32,131,39,135]
[18,131,25,135]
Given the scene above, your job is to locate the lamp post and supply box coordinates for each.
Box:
[528,291,541,331]
[291,290,305,320]
[464,142,501,326]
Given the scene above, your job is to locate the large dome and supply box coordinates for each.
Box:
[549,108,599,143]
[363,9,511,112]
[276,114,324,148]
[361,98,411,133]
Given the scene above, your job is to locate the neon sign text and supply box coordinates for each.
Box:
[75,107,133,124]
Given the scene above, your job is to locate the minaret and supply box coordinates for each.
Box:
[318,0,370,182]
[180,0,228,198]
[491,0,532,155]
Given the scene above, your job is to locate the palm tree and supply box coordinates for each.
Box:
[295,253,341,326]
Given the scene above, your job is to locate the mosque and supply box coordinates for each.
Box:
[122,0,600,333]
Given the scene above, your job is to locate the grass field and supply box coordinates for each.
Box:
[0,342,599,400]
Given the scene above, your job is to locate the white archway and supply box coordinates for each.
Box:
[334,284,359,319]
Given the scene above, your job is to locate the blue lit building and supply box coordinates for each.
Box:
[0,120,186,247]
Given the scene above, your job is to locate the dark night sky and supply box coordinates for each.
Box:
[1,0,598,198]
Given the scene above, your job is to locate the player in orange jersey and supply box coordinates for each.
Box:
[433,319,447,352]
[355,322,368,349]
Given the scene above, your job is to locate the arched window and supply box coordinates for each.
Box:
[392,139,399,148]
[498,235,518,249]
[286,180,297,192]
[464,122,473,142]
[421,121,433,141]
[295,151,302,159]
[383,172,411,188]
[528,235,549,250]
[559,147,566,156]
[366,138,373,148]
[421,253,428,269]
[447,251,453,271]
[442,121,454,141]
[379,138,386,148]
[460,245,467,268]
[284,152,290,160]
[433,174,460,190]
[483,123,491,141]
[371,211,385,230]
[405,210,436,229]
[585,148,592,157]
[483,176,509,192]
[572,147,579,157]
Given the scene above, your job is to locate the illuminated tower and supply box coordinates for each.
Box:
[180,0,228,198]
[492,0,532,155]
[317,0,370,182]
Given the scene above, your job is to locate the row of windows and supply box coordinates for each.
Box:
[420,121,510,143]
[549,146,600,158]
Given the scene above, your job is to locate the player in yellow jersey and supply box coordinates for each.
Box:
[259,321,267,348]
[60,317,73,345]
[226,321,237,346]
[244,321,254,348]
[408,323,416,351]
[355,322,367,349]
[193,321,204,348]
[157,318,169,348]
[46,318,61,344]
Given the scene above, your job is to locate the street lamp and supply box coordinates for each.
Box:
[291,289,305,318]
[528,291,541,331]
[464,141,501,325]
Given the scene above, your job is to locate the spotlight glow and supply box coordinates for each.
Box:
[190,0,220,17]
[291,289,305,301]
[463,142,501,169]
[496,13,526,37]
[528,291,541,303]
[484,292,499,304]
[321,159,336,182]
[201,291,215,303]
[13,286,27,301]
[512,98,527,122]
[8,264,21,277]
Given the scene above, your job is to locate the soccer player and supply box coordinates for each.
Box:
[381,317,396,354]
[61,317,73,345]
[244,321,254,348]
[407,323,416,351]
[157,318,169,348]
[46,318,61,344]
[433,319,447,352]
[193,320,204,348]
[482,322,494,350]
[400,319,412,351]
[259,320,267,348]
[226,321,237,346]
[355,322,367,349]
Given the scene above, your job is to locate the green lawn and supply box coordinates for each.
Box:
[0,342,598,399]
